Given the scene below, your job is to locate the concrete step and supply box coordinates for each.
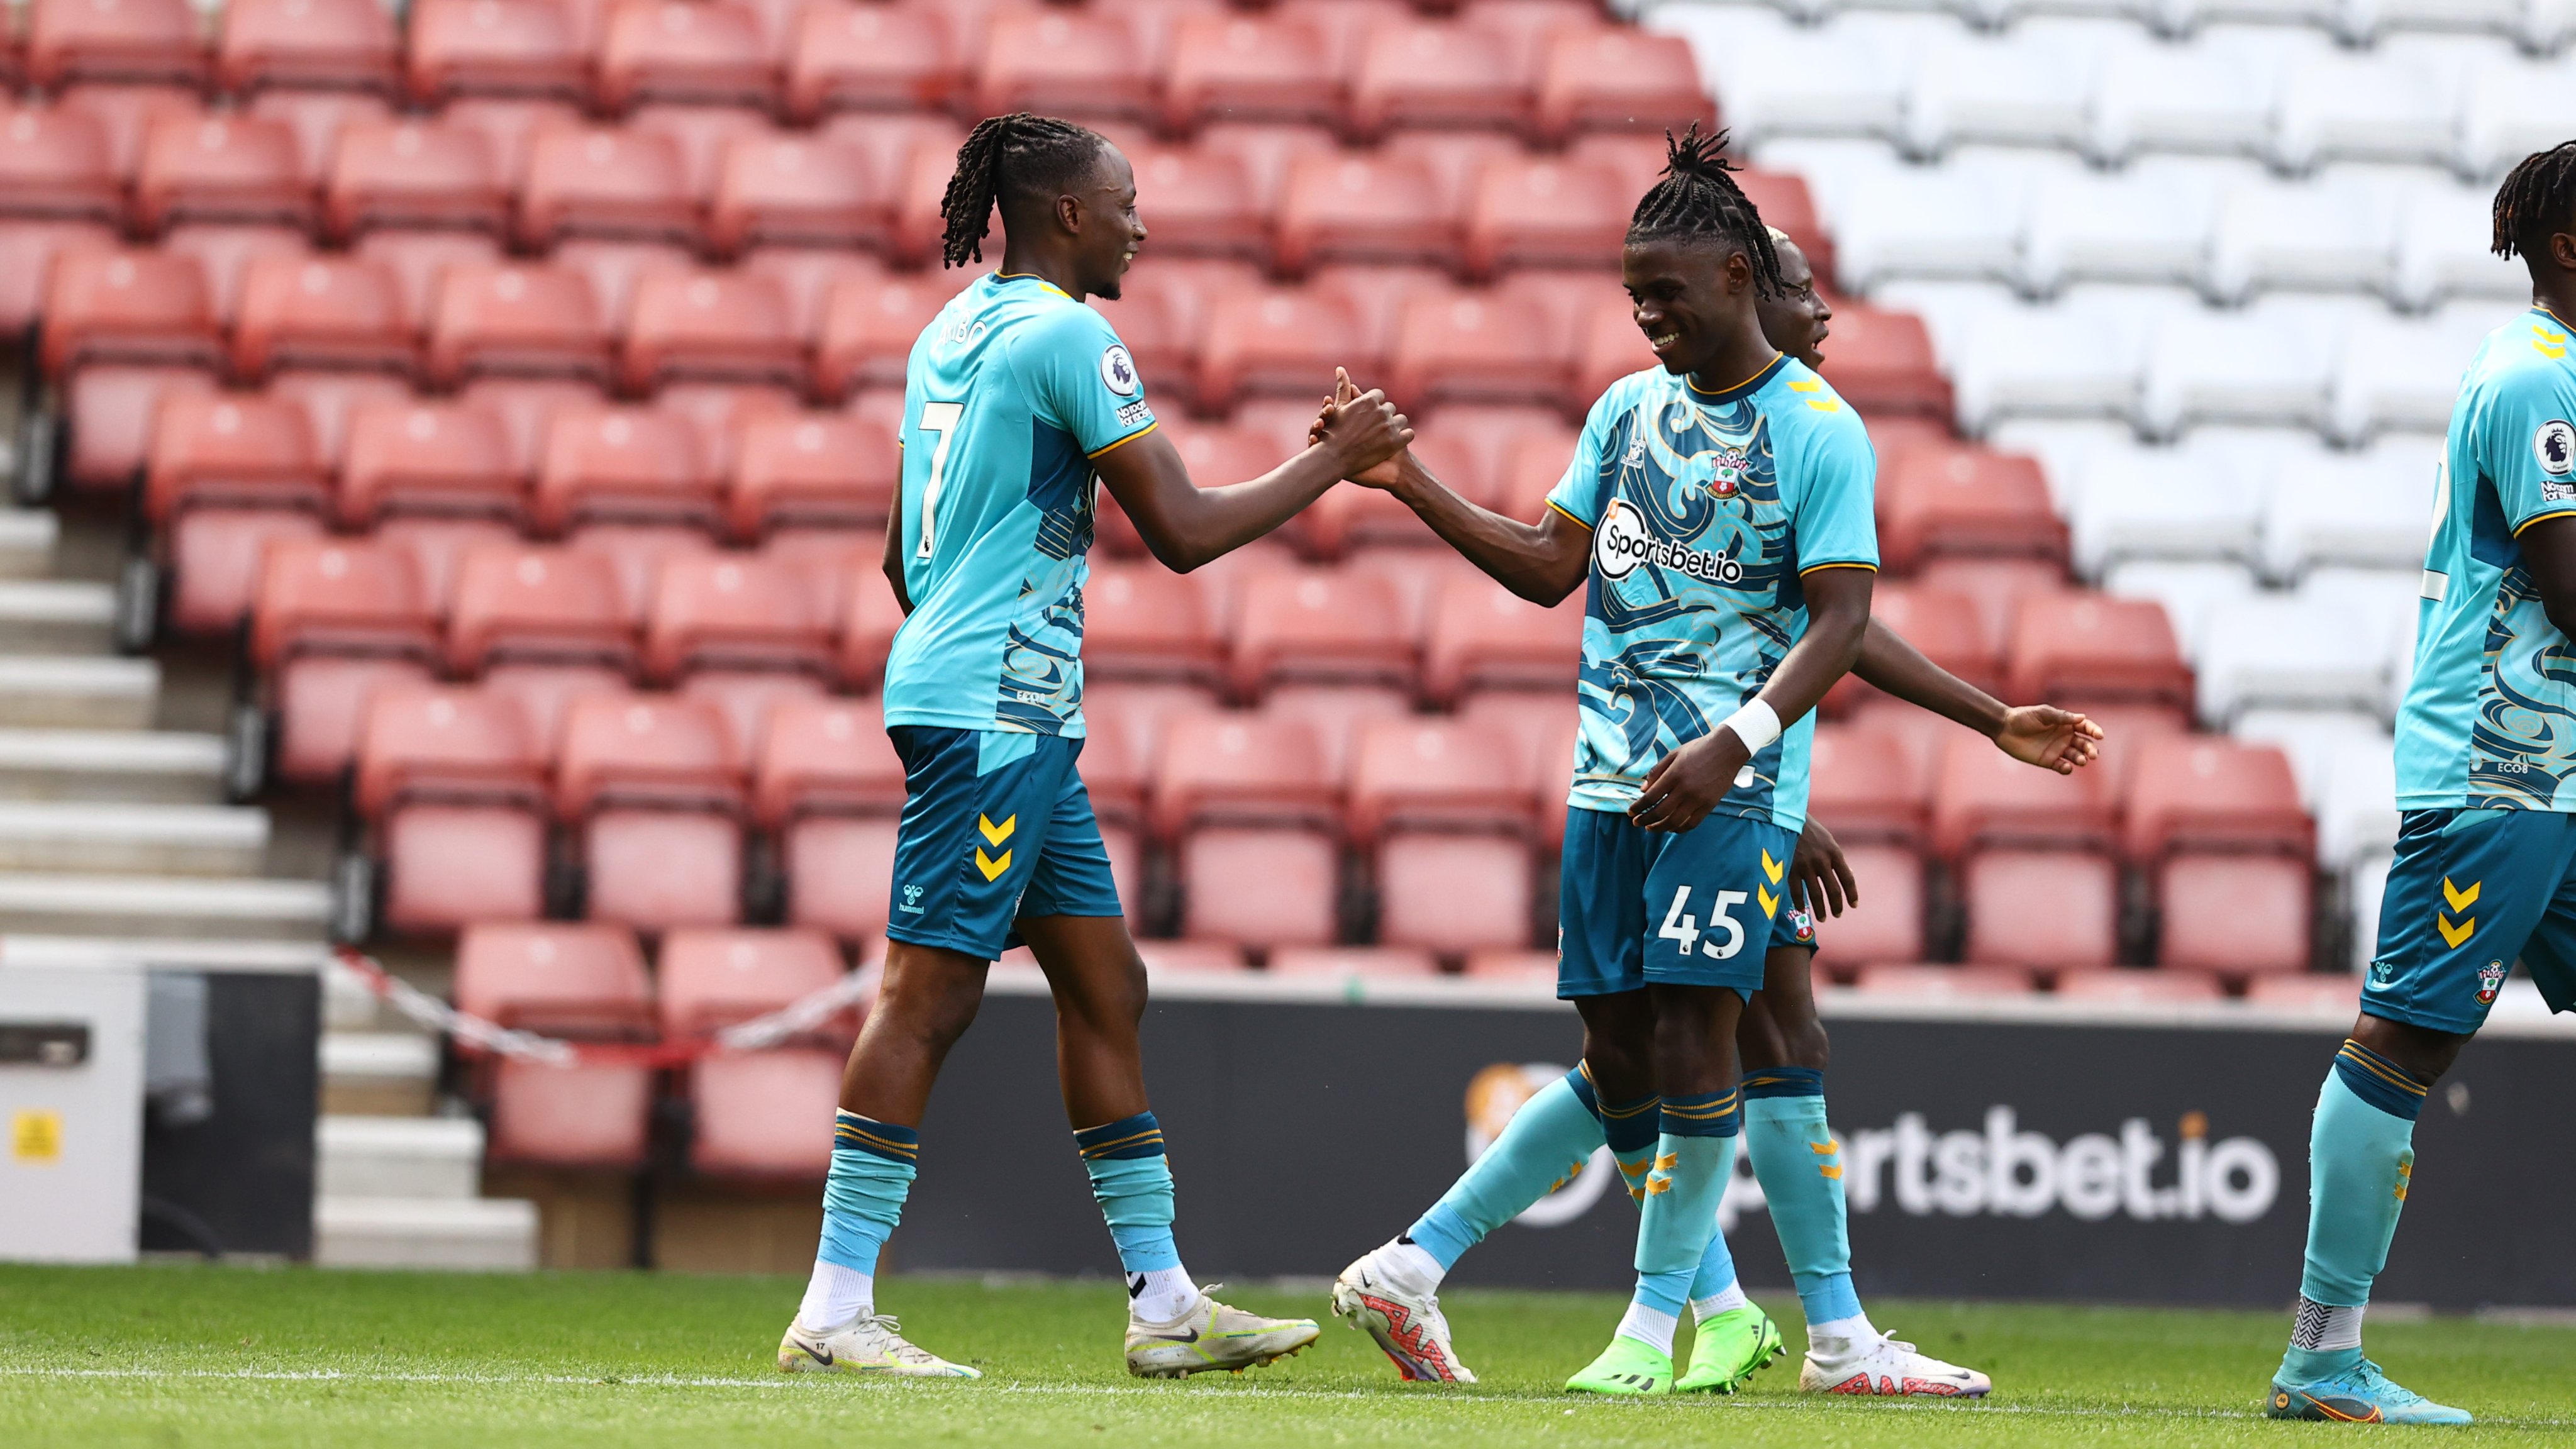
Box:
[0,511,58,578]
[0,935,328,972]
[0,801,266,873]
[0,655,158,728]
[313,1196,537,1271]
[0,729,226,801]
[0,580,115,653]
[320,1031,438,1116]
[0,871,328,938]
[317,1114,483,1200]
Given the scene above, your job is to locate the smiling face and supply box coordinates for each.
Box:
[1621,236,1761,383]
[1754,238,1831,369]
[1065,143,1145,302]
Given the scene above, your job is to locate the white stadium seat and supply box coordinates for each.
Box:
[1898,27,2107,157]
[2154,0,2343,40]
[1807,160,2030,291]
[2104,558,2262,653]
[1646,8,1907,143]
[2020,165,2221,294]
[2270,48,2467,172]
[2204,175,2395,304]
[2196,595,2388,723]
[2314,733,2401,868]
[1944,296,2153,432]
[2347,848,2393,973]
[1989,418,2146,508]
[2341,0,2526,43]
[2299,565,2428,679]
[2456,55,2576,180]
[2072,436,2275,574]
[2086,35,2284,164]
[2258,442,2440,579]
[2139,307,2338,436]
[2389,174,2533,310]
[2329,306,2514,442]
[2232,706,2395,810]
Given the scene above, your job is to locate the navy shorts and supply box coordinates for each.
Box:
[1556,805,1815,1000]
[2363,806,2576,1035]
[884,726,1122,960]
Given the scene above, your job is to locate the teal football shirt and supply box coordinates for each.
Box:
[2397,306,2576,811]
[1543,353,1879,831]
[881,272,1157,737]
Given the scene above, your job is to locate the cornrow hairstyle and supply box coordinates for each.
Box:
[1626,123,1785,298]
[939,112,1110,269]
[2493,141,2576,265]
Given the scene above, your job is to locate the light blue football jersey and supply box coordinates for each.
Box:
[881,272,1157,736]
[2396,306,2576,811]
[1543,354,1879,830]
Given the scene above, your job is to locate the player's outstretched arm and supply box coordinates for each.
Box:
[1853,621,2102,775]
[1093,391,1411,573]
[1631,565,1874,832]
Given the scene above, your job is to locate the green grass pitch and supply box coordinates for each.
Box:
[3,1265,2573,1446]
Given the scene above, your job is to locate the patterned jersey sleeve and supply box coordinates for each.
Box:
[1543,380,1625,528]
[1013,302,1158,458]
[1789,408,1880,573]
[2479,357,2576,534]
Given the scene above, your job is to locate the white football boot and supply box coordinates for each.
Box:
[1331,1243,1477,1384]
[1798,1331,1990,1397]
[1126,1285,1321,1379]
[777,1314,982,1378]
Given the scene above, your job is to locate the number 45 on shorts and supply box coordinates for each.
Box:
[1660,886,1752,960]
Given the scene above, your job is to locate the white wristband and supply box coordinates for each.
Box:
[1719,698,1782,753]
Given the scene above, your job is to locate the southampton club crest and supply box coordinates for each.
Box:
[2477,959,2506,1006]
[1708,442,1752,498]
[1789,906,1816,944]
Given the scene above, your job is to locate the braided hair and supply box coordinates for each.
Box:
[1626,124,1784,298]
[938,113,1109,269]
[2494,141,2576,268]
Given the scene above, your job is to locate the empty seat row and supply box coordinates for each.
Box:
[1706,0,2576,49]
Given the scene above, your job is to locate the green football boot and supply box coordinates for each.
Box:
[1564,1335,1673,1396]
[2267,1359,2472,1424]
[1674,1305,1785,1394]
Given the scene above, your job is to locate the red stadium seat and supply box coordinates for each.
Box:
[40,249,220,376]
[1151,712,1335,839]
[230,256,411,379]
[1851,963,2034,997]
[658,926,845,1037]
[54,82,201,178]
[158,223,309,330]
[0,221,116,338]
[1195,287,1365,413]
[645,553,832,683]
[0,106,122,224]
[1123,145,1266,264]
[1275,150,1453,275]
[688,1047,842,1176]
[836,111,966,265]
[1534,22,1707,143]
[1960,848,2119,970]
[2053,967,2225,1004]
[1462,948,1554,984]
[425,263,609,386]
[1387,279,1568,411]
[252,540,440,783]
[145,391,330,523]
[354,229,506,331]
[2124,736,2312,860]
[1453,687,1572,788]
[28,0,204,88]
[1916,556,2068,655]
[377,517,519,618]
[218,0,398,94]
[1262,684,1408,788]
[710,133,874,255]
[727,411,892,538]
[745,248,885,342]
[597,0,775,111]
[486,1057,653,1167]
[457,376,607,477]
[779,811,896,941]
[1136,939,1247,974]
[357,686,550,931]
[1930,729,2118,858]
[830,551,904,686]
[753,696,902,823]
[244,91,391,189]
[1340,546,1486,636]
[2005,593,2194,712]
[1421,574,1580,706]
[1814,306,1952,421]
[1269,945,1440,979]
[1823,582,1995,714]
[552,238,692,326]
[268,367,413,465]
[446,542,636,675]
[1571,285,1652,408]
[1460,152,1626,281]
[1806,725,1931,847]
[455,920,652,1032]
[976,8,1152,124]
[1347,19,1525,138]
[1348,716,1528,841]
[406,0,589,104]
[62,363,214,491]
[1727,167,1836,288]
[1081,560,1219,690]
[660,379,802,484]
[1162,13,1338,132]
[784,0,965,122]
[619,269,801,392]
[626,104,775,204]
[340,401,523,529]
[441,96,581,183]
[1877,444,2067,573]
[1177,826,1340,948]
[326,121,508,238]
[1089,286,1192,413]
[1808,843,1926,969]
[1193,122,1336,219]
[536,406,718,534]
[518,125,695,247]
[132,114,310,233]
[2159,853,2311,977]
[1377,832,1534,953]
[569,525,723,625]
[1230,567,1412,698]
[814,269,965,399]
[2074,701,2192,797]
[2245,972,2358,1012]
[556,692,745,931]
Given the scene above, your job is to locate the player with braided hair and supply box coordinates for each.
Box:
[774,112,1411,1383]
[2260,139,2576,1428]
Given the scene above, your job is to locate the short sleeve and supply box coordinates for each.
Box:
[2482,358,2576,535]
[1543,384,1624,528]
[1790,411,1880,573]
[1014,303,1157,458]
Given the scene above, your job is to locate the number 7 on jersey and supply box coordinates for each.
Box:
[915,401,965,560]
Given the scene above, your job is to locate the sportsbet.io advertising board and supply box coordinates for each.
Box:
[893,975,2576,1310]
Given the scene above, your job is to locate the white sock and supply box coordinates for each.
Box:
[1127,1267,1199,1323]
[1615,1302,1679,1355]
[1377,1239,1445,1296]
[2292,1297,2365,1353]
[797,1260,872,1333]
[1807,1310,1878,1354]
[1691,1281,1752,1322]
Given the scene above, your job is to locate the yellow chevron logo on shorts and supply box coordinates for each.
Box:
[1821,1165,1843,1180]
[2441,877,2479,912]
[975,847,1013,881]
[1758,884,1779,918]
[2437,912,2474,949]
[1645,1174,1673,1197]
[1760,850,1785,885]
[1810,1138,1838,1155]
[978,813,1016,846]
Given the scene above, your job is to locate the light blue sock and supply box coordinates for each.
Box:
[818,1111,917,1273]
[2281,1041,2426,1384]
[1075,1111,1180,1273]
[1407,1069,1631,1270]
[1741,1069,1862,1327]
[1631,1091,1739,1318]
